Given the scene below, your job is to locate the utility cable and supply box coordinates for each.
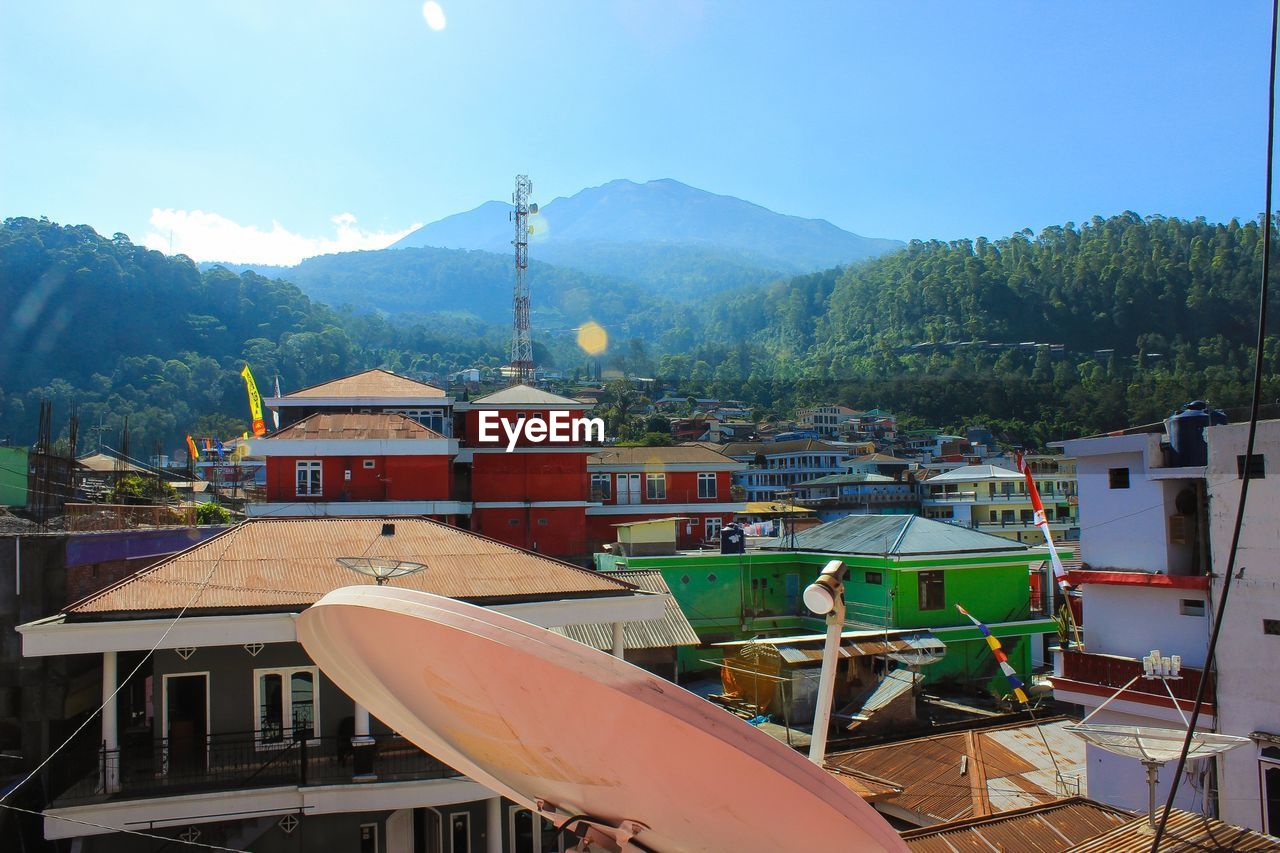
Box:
[1151,1,1279,847]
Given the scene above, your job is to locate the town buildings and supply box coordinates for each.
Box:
[17,516,667,852]
[720,439,862,502]
[920,462,1079,543]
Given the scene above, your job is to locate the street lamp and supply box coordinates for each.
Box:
[804,559,847,765]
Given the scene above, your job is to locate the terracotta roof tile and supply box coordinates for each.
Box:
[270,412,444,440]
[67,517,633,616]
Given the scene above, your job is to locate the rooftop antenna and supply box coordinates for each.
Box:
[1064,650,1248,827]
[509,174,535,386]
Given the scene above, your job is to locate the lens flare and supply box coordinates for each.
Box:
[577,321,608,356]
[422,1,446,31]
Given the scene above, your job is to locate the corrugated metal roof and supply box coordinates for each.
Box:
[824,766,904,803]
[471,384,582,406]
[587,446,743,466]
[847,453,910,464]
[720,439,851,457]
[927,464,1025,483]
[270,412,444,440]
[852,669,921,717]
[77,452,150,474]
[826,719,1086,825]
[741,501,815,515]
[66,517,634,616]
[1070,809,1280,851]
[283,369,446,399]
[762,514,1032,556]
[901,797,1133,852]
[551,571,698,651]
[795,473,897,486]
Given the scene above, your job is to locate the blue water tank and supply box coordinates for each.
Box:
[1167,401,1226,467]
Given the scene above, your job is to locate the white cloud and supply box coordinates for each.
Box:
[142,209,422,266]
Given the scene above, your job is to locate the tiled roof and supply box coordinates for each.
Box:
[282,369,446,399]
[826,719,1086,825]
[471,384,581,406]
[1070,809,1280,852]
[552,571,698,650]
[763,514,1031,556]
[900,797,1133,851]
[720,439,851,457]
[587,446,741,466]
[66,517,633,616]
[270,413,443,440]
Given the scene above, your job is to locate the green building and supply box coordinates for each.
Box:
[595,514,1060,697]
[0,446,28,507]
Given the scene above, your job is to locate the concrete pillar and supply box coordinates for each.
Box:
[102,651,120,793]
[352,701,376,780]
[611,622,625,659]
[486,797,502,853]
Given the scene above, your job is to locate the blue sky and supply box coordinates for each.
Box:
[1,1,1273,263]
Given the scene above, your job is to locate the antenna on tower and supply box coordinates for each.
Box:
[509,174,534,385]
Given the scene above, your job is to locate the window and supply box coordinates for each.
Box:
[918,571,945,611]
[697,472,717,498]
[1109,467,1130,489]
[865,571,883,585]
[394,408,446,434]
[254,666,318,744]
[1265,619,1280,636]
[359,823,379,853]
[590,473,611,501]
[295,460,322,496]
[537,517,548,526]
[704,517,722,540]
[450,813,471,853]
[362,459,376,469]
[645,473,667,500]
[1180,599,1206,617]
[1238,454,1266,479]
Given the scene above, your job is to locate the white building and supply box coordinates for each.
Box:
[1205,419,1280,835]
[1049,425,1214,816]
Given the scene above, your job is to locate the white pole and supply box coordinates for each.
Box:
[807,592,845,765]
[102,651,120,793]
[611,622,626,658]
[486,797,502,853]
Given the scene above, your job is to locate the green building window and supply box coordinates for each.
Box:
[918,571,945,611]
[865,571,883,585]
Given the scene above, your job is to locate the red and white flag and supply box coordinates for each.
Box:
[1016,453,1068,588]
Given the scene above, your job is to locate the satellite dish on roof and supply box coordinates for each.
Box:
[298,586,908,852]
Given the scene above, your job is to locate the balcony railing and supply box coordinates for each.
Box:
[1058,649,1214,706]
[54,731,461,806]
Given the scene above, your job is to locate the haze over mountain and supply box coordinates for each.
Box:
[391,178,903,278]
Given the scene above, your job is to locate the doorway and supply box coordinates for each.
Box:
[618,474,641,505]
[163,673,209,773]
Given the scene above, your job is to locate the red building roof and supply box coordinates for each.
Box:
[272,412,444,440]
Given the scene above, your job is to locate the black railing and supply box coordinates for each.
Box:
[54,731,461,806]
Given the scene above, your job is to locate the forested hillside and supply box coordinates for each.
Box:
[0,218,508,451]
[654,213,1278,443]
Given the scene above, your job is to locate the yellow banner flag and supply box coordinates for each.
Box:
[240,364,267,437]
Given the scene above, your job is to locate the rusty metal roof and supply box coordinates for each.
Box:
[900,797,1133,851]
[587,446,745,467]
[825,719,1086,825]
[282,369,447,399]
[270,412,444,440]
[824,766,905,804]
[1070,809,1280,852]
[551,571,699,651]
[66,517,634,617]
[471,384,582,406]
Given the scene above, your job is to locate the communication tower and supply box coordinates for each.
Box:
[509,175,536,384]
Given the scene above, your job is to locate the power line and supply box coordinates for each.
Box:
[1151,1,1279,847]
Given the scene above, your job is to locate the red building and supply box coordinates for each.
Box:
[247,369,747,561]
[585,446,746,552]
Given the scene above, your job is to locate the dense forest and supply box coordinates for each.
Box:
[653,213,1278,443]
[0,212,1275,453]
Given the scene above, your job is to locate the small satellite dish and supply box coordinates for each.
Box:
[529,202,539,214]
[298,586,907,852]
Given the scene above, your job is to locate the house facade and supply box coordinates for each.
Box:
[921,463,1079,543]
[19,516,666,852]
[721,439,859,502]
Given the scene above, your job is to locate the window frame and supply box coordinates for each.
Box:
[1238,453,1266,480]
[704,516,722,541]
[697,472,717,499]
[918,570,945,611]
[590,473,612,501]
[295,460,323,496]
[645,472,667,501]
[253,665,320,748]
[1109,467,1131,489]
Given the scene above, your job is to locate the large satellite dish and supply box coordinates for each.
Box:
[298,586,908,852]
[1064,723,1250,765]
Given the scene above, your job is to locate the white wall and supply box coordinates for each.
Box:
[1206,419,1280,832]
[1083,585,1210,667]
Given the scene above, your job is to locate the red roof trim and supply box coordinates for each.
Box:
[1066,570,1210,590]
[1049,677,1215,715]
